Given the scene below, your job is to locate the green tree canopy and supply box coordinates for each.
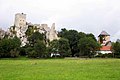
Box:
[49,39,59,54]
[58,38,71,57]
[25,25,34,37]
[28,31,44,46]
[49,38,71,57]
[58,29,79,56]
[78,32,86,39]
[112,42,120,58]
[78,37,100,58]
[86,33,97,41]
[34,40,46,58]
[26,31,47,58]
[0,36,21,58]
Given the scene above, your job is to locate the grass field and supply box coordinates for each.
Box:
[0,58,120,80]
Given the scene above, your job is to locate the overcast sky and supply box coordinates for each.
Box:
[0,0,120,41]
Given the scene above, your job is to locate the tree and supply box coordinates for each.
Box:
[78,32,86,39]
[26,31,47,58]
[78,37,100,58]
[25,25,34,37]
[112,42,120,58]
[10,49,19,58]
[27,40,47,58]
[58,38,71,57]
[58,29,80,56]
[49,38,71,57]
[49,40,59,57]
[19,47,27,56]
[34,40,47,58]
[0,38,10,57]
[27,31,44,46]
[86,33,97,41]
[9,25,16,35]
[0,36,21,58]
[12,36,21,48]
[26,46,34,57]
[58,28,68,37]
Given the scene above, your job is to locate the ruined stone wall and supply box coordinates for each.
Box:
[49,23,59,41]
[10,13,59,46]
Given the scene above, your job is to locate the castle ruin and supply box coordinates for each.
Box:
[9,13,59,46]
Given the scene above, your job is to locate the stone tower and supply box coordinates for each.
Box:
[14,13,28,46]
[98,31,110,46]
[14,13,26,28]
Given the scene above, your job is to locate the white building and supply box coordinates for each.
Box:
[98,31,112,54]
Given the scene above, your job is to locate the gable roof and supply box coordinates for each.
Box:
[98,31,110,36]
[100,46,111,51]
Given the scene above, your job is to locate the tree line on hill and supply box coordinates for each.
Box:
[0,28,120,58]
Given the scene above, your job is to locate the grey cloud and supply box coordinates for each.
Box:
[0,0,120,41]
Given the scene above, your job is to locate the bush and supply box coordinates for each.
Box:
[26,47,33,57]
[19,47,26,56]
[10,49,19,58]
[28,50,38,58]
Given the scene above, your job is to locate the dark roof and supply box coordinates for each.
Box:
[99,31,110,36]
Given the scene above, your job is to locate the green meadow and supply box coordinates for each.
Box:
[0,58,120,80]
